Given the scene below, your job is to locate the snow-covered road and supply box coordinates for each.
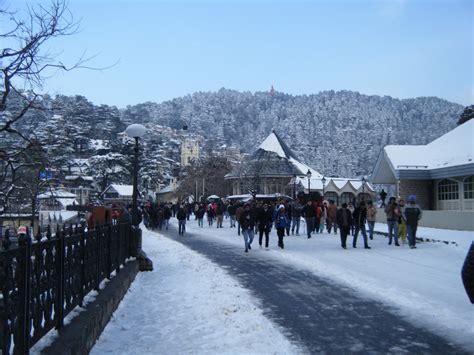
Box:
[92,218,474,353]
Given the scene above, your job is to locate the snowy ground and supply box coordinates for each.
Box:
[91,226,302,354]
[92,218,474,353]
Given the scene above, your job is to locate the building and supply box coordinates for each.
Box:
[102,184,135,206]
[37,189,79,231]
[156,177,179,203]
[371,119,474,211]
[181,138,200,167]
[225,130,374,203]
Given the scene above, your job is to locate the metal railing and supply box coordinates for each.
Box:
[0,222,132,354]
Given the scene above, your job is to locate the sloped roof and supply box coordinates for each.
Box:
[106,184,134,197]
[227,131,322,179]
[372,120,474,183]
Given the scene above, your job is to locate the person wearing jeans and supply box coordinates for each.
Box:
[291,202,302,235]
[302,200,316,239]
[352,201,371,249]
[403,195,422,249]
[384,197,400,246]
[176,205,187,236]
[366,201,377,240]
[239,204,255,252]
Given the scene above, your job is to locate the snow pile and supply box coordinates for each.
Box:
[91,229,301,354]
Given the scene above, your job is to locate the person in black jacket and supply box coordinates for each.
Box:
[337,203,353,249]
[257,203,273,249]
[239,203,256,252]
[302,201,316,239]
[176,205,187,235]
[352,201,371,249]
[461,242,474,304]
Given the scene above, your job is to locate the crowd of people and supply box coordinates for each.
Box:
[143,194,423,253]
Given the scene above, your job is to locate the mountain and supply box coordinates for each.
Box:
[121,89,463,178]
[2,89,463,196]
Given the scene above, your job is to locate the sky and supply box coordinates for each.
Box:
[8,0,474,107]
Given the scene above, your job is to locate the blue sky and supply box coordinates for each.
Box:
[12,0,474,107]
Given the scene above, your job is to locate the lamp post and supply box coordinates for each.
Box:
[362,175,366,202]
[293,174,297,199]
[126,124,147,226]
[306,169,312,200]
[322,176,326,202]
[125,124,148,264]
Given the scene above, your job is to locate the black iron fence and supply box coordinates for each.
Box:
[0,222,132,354]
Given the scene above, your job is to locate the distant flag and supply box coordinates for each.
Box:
[270,85,276,97]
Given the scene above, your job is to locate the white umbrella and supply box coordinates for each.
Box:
[207,195,220,200]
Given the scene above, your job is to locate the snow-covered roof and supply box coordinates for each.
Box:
[38,190,78,199]
[109,184,133,197]
[372,120,474,183]
[65,175,94,181]
[385,120,473,170]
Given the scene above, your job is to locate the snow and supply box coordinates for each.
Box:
[91,227,301,354]
[109,184,133,197]
[38,190,77,199]
[384,119,474,170]
[258,131,287,158]
[92,218,473,352]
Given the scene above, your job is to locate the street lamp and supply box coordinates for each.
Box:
[322,176,326,201]
[362,175,367,202]
[126,124,147,226]
[306,169,312,199]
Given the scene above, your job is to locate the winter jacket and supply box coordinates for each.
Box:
[352,206,367,226]
[239,210,255,230]
[257,207,274,227]
[291,204,302,218]
[367,206,377,222]
[461,242,474,303]
[384,202,400,221]
[336,208,353,228]
[328,204,338,219]
[302,205,316,218]
[235,206,244,220]
[176,208,187,221]
[163,207,172,220]
[274,212,290,229]
[403,204,422,226]
[228,205,236,216]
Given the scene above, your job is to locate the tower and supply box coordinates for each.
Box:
[181,138,200,167]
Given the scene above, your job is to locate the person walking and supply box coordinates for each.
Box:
[163,204,172,230]
[274,204,290,249]
[352,201,371,249]
[228,202,237,228]
[385,197,400,246]
[336,203,353,249]
[235,203,244,236]
[291,201,302,235]
[216,202,224,228]
[177,205,187,235]
[461,241,474,304]
[302,200,316,239]
[327,200,338,234]
[196,204,205,227]
[239,203,256,253]
[319,202,327,233]
[207,205,215,227]
[380,189,388,207]
[403,195,423,249]
[366,201,377,240]
[397,199,407,245]
[257,203,273,249]
[347,202,355,236]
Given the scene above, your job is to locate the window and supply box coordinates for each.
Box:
[464,176,474,199]
[339,192,355,206]
[437,179,459,201]
[325,191,338,204]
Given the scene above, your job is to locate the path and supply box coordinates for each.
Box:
[162,227,467,354]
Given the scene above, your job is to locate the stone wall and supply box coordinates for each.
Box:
[41,260,139,355]
[398,179,433,210]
